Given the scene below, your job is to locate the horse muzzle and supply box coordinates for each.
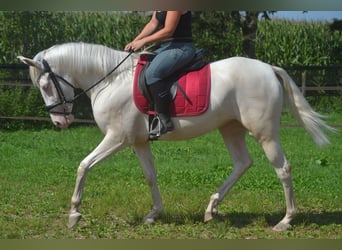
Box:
[50,113,75,128]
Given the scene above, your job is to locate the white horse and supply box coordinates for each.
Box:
[18,42,334,232]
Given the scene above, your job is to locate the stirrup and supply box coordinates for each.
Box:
[148,114,173,140]
[149,115,162,140]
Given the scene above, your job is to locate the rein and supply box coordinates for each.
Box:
[41,50,134,114]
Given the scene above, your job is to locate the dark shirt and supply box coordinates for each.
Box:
[155,11,192,39]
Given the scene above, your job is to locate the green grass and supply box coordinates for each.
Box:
[0,117,341,239]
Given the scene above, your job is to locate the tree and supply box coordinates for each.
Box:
[329,19,342,65]
[330,19,342,31]
[192,11,242,61]
[231,11,274,58]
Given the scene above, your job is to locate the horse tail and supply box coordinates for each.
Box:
[272,66,336,146]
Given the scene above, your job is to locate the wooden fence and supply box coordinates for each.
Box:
[1,64,341,124]
[283,65,342,96]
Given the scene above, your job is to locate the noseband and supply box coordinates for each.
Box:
[39,50,134,115]
[40,59,75,115]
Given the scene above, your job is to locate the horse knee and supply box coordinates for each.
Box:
[77,161,90,176]
[275,160,293,186]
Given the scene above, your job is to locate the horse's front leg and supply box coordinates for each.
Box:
[68,132,127,228]
[132,143,163,224]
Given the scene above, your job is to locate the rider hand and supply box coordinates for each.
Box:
[124,39,145,52]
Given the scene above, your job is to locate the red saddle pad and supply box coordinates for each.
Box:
[133,59,211,117]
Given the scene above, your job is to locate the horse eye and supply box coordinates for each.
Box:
[40,82,55,98]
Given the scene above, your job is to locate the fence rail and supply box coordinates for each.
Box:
[0,115,96,124]
[1,64,341,125]
[3,82,341,93]
[0,81,32,87]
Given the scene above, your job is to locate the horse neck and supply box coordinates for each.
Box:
[47,43,135,92]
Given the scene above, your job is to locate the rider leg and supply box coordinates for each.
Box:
[148,81,174,138]
[146,42,195,138]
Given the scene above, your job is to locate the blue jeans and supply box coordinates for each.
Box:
[145,41,196,85]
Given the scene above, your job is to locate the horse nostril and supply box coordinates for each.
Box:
[55,121,61,127]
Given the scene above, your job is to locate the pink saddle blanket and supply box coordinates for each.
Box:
[133,58,211,117]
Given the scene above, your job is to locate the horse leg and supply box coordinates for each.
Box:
[132,143,163,224]
[68,132,127,228]
[205,122,253,222]
[261,137,297,231]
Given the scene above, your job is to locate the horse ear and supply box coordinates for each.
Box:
[17,56,44,70]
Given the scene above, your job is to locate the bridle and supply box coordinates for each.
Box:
[39,59,75,115]
[38,50,134,115]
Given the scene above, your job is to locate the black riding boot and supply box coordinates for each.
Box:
[148,81,174,139]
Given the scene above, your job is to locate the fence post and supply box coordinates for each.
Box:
[301,70,307,96]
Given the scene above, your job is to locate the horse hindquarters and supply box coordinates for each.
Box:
[206,59,297,231]
[246,64,297,231]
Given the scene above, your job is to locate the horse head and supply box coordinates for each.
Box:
[18,55,75,128]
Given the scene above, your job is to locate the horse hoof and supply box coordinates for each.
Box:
[68,212,82,229]
[272,222,292,232]
[204,212,213,223]
[144,217,155,225]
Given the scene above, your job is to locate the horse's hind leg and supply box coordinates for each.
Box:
[261,137,297,231]
[205,121,253,222]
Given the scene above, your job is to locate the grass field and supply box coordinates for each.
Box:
[0,114,341,239]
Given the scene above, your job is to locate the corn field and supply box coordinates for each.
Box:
[0,11,341,130]
[0,11,341,65]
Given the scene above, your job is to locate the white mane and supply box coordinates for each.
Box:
[41,42,136,79]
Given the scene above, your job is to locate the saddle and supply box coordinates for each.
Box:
[133,49,211,117]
